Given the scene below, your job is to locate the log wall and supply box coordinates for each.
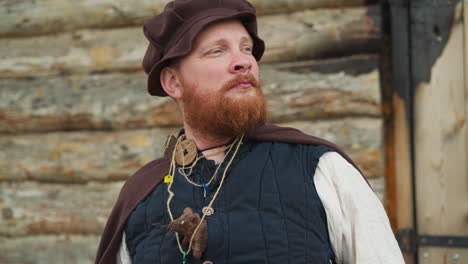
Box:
[0,0,386,262]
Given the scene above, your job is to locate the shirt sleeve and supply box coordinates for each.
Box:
[314,151,405,264]
[117,232,132,264]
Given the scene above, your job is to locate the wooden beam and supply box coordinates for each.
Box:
[0,0,377,37]
[0,7,381,78]
[381,27,415,256]
[381,20,415,259]
[0,57,381,133]
[0,118,384,182]
[387,1,416,262]
[393,95,415,263]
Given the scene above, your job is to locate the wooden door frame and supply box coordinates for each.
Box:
[385,0,416,262]
[386,0,464,263]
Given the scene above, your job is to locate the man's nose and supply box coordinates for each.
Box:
[229,52,252,74]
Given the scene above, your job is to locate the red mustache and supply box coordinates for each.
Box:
[221,73,260,92]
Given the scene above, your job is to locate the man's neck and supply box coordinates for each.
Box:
[183,125,234,164]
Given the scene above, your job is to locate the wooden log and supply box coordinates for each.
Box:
[0,0,377,37]
[0,235,100,263]
[0,118,383,183]
[259,6,381,63]
[0,128,173,183]
[0,57,381,133]
[266,59,381,122]
[0,7,381,78]
[252,0,377,14]
[0,181,122,236]
[0,182,120,237]
[284,118,384,179]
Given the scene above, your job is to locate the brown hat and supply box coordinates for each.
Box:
[142,0,265,96]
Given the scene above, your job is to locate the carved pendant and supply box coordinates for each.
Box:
[175,138,197,166]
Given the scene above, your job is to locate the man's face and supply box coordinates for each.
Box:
[175,19,267,137]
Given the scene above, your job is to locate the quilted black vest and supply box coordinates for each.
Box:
[125,140,336,264]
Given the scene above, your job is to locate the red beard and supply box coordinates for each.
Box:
[182,73,267,138]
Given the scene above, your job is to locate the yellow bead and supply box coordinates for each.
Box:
[164,175,173,183]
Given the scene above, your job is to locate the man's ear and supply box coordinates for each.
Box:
[160,67,183,99]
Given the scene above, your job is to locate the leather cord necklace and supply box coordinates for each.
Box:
[165,134,244,264]
[198,141,231,152]
[178,138,238,197]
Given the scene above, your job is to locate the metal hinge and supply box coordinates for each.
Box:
[397,228,468,252]
[397,228,416,252]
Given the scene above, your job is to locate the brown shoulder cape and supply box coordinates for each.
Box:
[95,124,366,264]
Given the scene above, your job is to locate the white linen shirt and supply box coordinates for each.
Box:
[117,151,405,264]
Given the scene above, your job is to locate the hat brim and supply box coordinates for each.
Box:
[147,10,265,96]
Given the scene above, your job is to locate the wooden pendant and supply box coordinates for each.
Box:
[175,137,197,166]
[202,206,214,216]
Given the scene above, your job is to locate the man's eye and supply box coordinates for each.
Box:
[210,49,223,54]
[242,46,253,53]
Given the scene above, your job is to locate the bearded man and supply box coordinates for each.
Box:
[95,0,405,263]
